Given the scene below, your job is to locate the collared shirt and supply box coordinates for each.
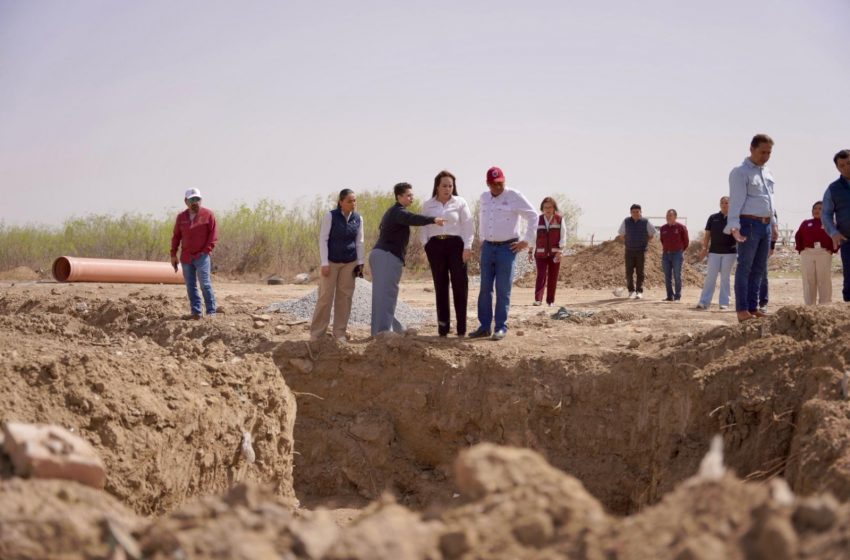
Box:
[725,158,776,233]
[704,212,736,254]
[170,207,218,264]
[617,218,656,237]
[795,218,836,253]
[478,188,538,243]
[319,210,365,266]
[418,195,475,250]
[659,222,689,253]
[821,176,850,237]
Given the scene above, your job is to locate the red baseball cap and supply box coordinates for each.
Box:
[486,166,505,184]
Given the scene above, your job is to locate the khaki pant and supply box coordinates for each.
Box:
[310,261,357,340]
[800,247,833,305]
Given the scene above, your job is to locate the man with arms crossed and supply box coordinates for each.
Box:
[468,166,537,341]
[616,204,655,299]
[724,134,777,322]
[820,149,850,301]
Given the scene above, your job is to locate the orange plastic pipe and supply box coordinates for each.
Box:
[52,256,185,284]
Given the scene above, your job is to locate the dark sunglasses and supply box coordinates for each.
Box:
[188,197,201,203]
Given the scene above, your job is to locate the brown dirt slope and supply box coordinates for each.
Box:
[519,238,704,289]
[0,289,297,515]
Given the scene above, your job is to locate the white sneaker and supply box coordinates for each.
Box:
[547,302,554,307]
[533,301,542,306]
[719,305,729,310]
[629,291,637,299]
[758,306,767,313]
[635,292,643,299]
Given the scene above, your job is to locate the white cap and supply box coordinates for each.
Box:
[184,188,202,200]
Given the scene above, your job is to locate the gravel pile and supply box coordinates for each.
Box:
[265,278,428,327]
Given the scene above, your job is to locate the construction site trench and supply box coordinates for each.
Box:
[275,306,850,515]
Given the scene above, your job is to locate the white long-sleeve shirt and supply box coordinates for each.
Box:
[478,188,538,243]
[318,210,365,266]
[418,196,475,249]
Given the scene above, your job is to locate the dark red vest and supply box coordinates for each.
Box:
[535,214,562,257]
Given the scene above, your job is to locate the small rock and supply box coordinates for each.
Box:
[793,494,839,532]
[274,324,289,335]
[251,314,272,322]
[293,273,311,284]
[440,530,473,559]
[423,286,434,292]
[516,330,525,336]
[253,321,266,329]
[512,512,554,548]
[627,339,640,349]
[266,276,285,285]
[289,358,314,374]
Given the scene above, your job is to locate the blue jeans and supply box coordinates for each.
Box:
[698,253,736,307]
[182,253,216,316]
[841,241,850,302]
[758,270,769,307]
[477,241,516,332]
[662,251,684,299]
[733,217,771,312]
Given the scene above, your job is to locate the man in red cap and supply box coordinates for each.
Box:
[170,188,218,319]
[468,166,537,340]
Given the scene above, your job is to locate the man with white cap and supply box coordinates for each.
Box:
[170,188,218,319]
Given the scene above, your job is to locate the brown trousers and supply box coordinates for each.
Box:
[310,261,357,340]
[800,247,833,305]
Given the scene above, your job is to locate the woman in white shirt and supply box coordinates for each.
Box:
[309,189,364,342]
[419,171,475,337]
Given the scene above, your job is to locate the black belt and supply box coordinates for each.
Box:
[740,214,771,224]
[431,235,461,241]
[485,238,518,246]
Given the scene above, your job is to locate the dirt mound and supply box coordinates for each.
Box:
[0,477,141,560]
[522,238,704,289]
[25,442,846,560]
[0,290,297,515]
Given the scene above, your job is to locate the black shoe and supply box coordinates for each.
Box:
[663,297,673,302]
[438,333,448,338]
[457,332,466,338]
[467,329,491,339]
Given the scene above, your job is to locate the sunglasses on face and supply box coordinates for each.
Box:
[188,197,201,203]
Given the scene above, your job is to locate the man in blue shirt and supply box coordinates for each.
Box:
[724,134,777,322]
[820,149,850,301]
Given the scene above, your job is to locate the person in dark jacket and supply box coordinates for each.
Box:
[170,188,218,320]
[821,149,850,301]
[616,204,655,299]
[310,189,365,342]
[370,182,444,335]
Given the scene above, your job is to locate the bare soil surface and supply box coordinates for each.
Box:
[2,272,850,559]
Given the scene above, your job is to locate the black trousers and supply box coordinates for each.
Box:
[425,236,468,335]
[625,249,646,293]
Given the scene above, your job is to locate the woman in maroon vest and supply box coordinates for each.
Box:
[528,197,565,306]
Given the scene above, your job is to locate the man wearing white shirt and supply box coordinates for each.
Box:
[469,166,538,341]
[420,170,475,337]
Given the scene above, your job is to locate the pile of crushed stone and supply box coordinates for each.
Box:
[265,277,428,327]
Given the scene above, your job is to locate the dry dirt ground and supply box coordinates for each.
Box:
[3,272,850,559]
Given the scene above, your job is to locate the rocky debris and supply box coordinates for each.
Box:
[3,422,106,489]
[551,307,596,321]
[266,275,285,285]
[0,478,141,560]
[294,273,311,284]
[265,278,427,328]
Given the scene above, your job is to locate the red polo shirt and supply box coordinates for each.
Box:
[170,207,218,264]
[659,222,689,253]
[794,218,836,253]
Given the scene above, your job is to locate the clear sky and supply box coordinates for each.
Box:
[1,0,848,239]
